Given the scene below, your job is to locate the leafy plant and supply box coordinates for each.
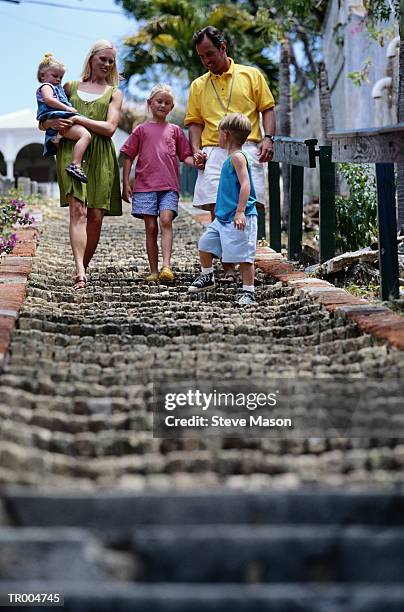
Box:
[335,163,378,253]
[347,58,373,86]
[0,194,35,255]
[345,283,380,299]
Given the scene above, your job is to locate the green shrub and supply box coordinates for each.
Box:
[335,163,378,253]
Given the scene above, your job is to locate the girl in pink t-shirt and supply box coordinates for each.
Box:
[121,85,194,282]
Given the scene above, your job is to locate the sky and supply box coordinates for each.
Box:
[0,0,137,116]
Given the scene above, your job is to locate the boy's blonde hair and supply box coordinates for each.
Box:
[37,53,65,82]
[147,84,174,105]
[81,40,119,87]
[219,113,251,145]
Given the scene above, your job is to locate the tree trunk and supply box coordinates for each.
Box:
[318,61,340,193]
[397,34,404,233]
[279,38,292,225]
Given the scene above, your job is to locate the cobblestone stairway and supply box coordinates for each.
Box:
[1,490,404,611]
[1,204,404,610]
[0,204,404,488]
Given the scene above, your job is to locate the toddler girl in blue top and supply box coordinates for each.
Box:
[188,113,258,305]
[36,53,91,182]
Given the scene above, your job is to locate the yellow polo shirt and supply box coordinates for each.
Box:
[185,58,275,146]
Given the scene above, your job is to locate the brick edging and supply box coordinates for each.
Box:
[0,227,40,365]
[256,247,404,350]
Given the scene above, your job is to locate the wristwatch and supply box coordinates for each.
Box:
[264,134,275,142]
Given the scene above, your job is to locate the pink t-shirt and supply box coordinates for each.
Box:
[120,121,192,193]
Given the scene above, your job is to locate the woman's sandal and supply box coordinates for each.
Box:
[73,274,87,291]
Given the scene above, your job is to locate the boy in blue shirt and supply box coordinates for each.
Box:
[188,113,258,305]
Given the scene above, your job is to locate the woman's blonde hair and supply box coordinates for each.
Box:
[37,53,65,82]
[81,40,119,86]
[147,84,174,105]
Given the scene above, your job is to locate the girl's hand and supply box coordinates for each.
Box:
[193,150,207,169]
[122,184,132,203]
[234,211,246,230]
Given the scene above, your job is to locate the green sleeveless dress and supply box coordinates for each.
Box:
[56,81,122,216]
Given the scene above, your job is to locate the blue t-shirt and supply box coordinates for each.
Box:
[215,152,257,223]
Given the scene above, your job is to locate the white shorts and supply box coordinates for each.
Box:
[198,216,257,264]
[193,142,265,209]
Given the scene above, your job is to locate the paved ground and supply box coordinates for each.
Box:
[0,202,404,489]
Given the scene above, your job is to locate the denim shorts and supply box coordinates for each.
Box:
[198,215,257,263]
[132,190,179,219]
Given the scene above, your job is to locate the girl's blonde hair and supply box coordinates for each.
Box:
[147,84,174,105]
[37,53,65,82]
[81,40,119,86]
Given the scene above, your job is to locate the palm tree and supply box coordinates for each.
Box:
[118,0,278,87]
[279,38,292,223]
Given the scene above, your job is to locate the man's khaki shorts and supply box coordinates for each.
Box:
[193,141,265,209]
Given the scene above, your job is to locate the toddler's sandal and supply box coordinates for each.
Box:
[66,163,88,183]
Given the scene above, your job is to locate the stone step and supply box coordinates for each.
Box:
[130,525,404,583]
[1,582,404,612]
[5,491,404,528]
[0,528,106,581]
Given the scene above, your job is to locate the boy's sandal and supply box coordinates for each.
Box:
[73,274,87,291]
[66,163,88,183]
[219,272,237,284]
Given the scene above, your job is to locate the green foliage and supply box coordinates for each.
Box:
[345,283,380,299]
[335,163,378,253]
[347,58,373,86]
[363,0,400,23]
[118,0,278,90]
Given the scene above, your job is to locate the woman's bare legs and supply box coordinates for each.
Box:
[84,208,105,271]
[68,196,87,285]
[159,210,175,268]
[68,196,104,287]
[143,215,159,275]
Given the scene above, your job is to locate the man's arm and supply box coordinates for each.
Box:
[258,107,276,163]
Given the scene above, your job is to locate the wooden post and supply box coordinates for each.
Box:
[268,161,281,252]
[375,163,399,299]
[330,124,404,300]
[288,165,304,261]
[319,146,336,263]
[257,207,266,241]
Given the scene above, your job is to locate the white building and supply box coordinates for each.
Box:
[0,108,128,182]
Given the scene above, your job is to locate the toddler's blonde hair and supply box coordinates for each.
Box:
[147,84,174,105]
[81,40,119,87]
[37,53,65,82]
[219,112,252,145]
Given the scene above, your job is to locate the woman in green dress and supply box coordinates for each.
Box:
[41,40,123,290]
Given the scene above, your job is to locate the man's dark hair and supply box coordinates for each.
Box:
[193,26,227,49]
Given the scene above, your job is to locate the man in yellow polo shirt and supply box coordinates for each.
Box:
[185,25,276,282]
